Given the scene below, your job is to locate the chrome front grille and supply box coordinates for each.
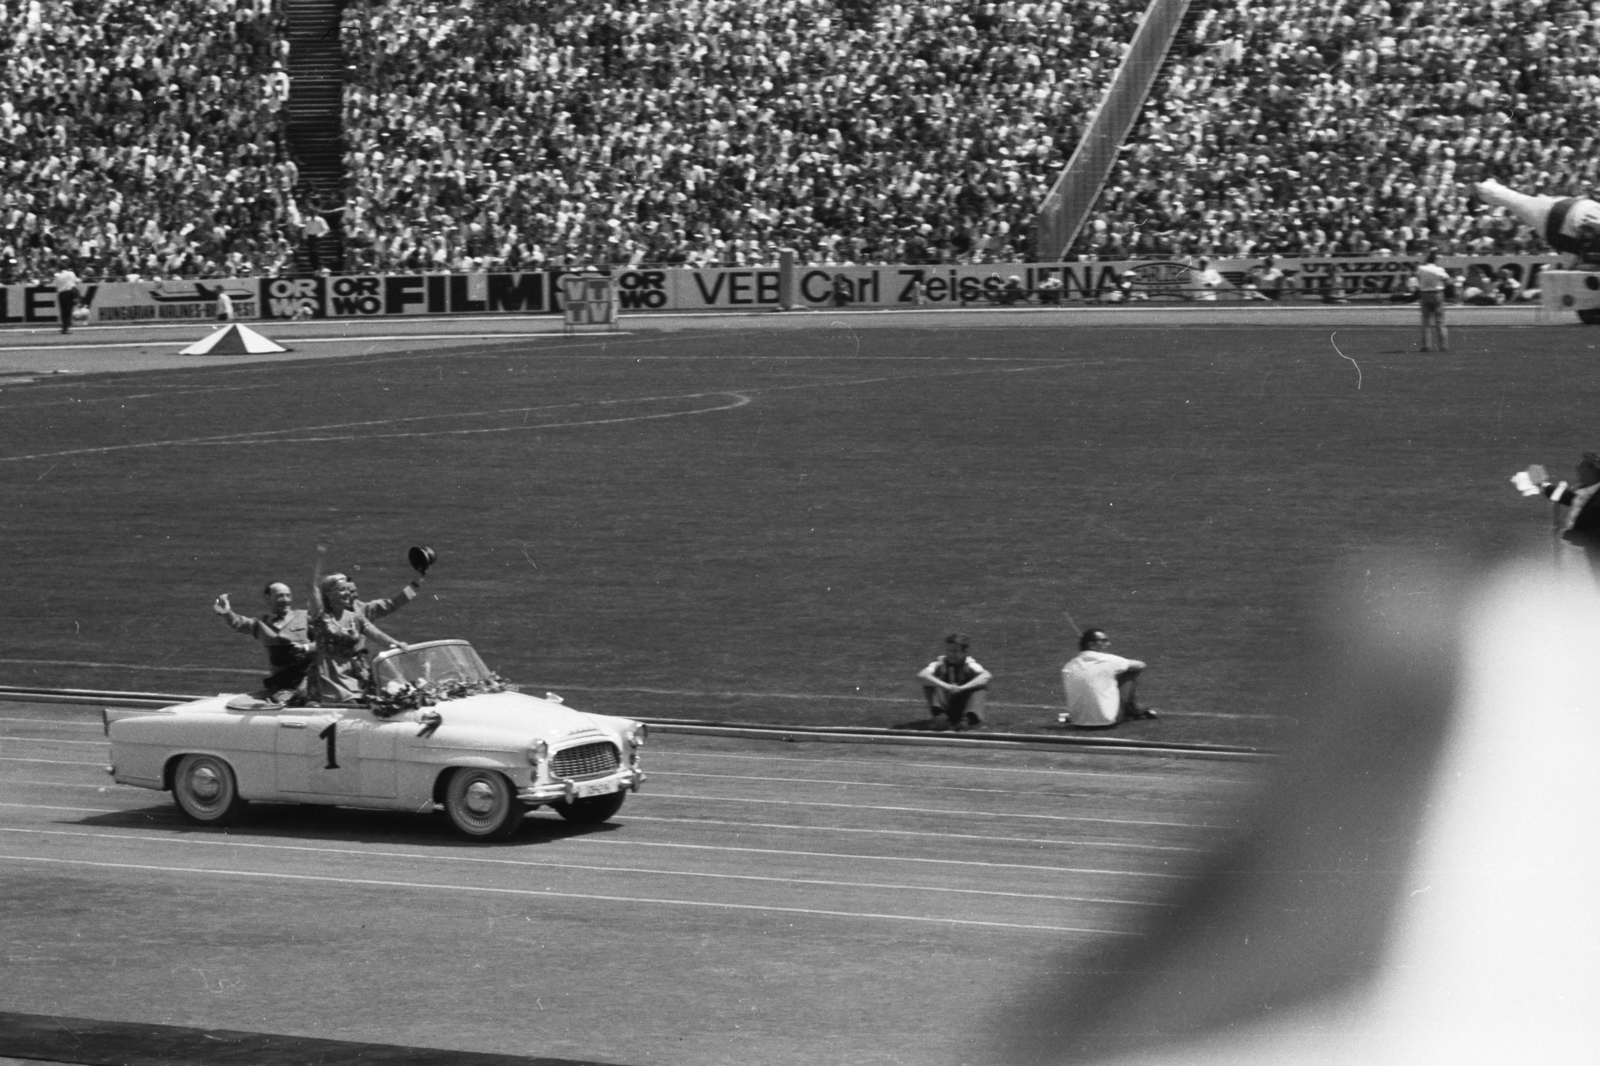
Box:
[551,741,621,780]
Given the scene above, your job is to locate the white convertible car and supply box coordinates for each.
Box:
[104,640,646,840]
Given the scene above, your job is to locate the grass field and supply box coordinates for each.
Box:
[1,321,1596,748]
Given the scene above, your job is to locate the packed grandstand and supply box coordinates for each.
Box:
[0,0,1592,282]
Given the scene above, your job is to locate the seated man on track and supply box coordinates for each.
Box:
[1060,627,1157,728]
[918,633,992,732]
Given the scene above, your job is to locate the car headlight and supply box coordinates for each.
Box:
[525,739,548,766]
[627,723,647,748]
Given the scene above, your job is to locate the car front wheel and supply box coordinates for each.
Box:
[553,790,626,825]
[172,754,248,826]
[442,769,526,840]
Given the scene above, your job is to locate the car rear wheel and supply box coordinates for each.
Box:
[443,769,526,840]
[172,754,248,826]
[552,790,626,825]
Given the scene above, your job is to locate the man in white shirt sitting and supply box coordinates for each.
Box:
[1060,628,1157,728]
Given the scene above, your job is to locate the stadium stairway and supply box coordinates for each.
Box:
[1154,0,1212,83]
[285,0,348,273]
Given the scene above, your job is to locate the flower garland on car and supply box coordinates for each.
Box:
[369,674,519,719]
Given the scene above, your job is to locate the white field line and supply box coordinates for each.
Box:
[645,791,1231,830]
[551,682,1278,719]
[0,393,753,461]
[0,363,1063,463]
[0,853,1138,936]
[0,827,1175,909]
[0,734,107,746]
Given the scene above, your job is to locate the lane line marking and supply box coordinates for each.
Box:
[0,828,1175,909]
[649,769,1242,803]
[0,757,108,767]
[0,657,256,675]
[0,717,112,726]
[0,853,1139,936]
[0,801,112,813]
[0,800,1202,863]
[0,734,108,746]
[645,792,1231,830]
[648,750,1256,784]
[611,813,1203,864]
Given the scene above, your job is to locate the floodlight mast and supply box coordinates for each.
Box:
[1032,0,1195,261]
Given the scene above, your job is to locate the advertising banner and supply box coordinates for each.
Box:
[257,272,554,319]
[613,255,1558,311]
[0,257,1559,327]
[0,278,258,325]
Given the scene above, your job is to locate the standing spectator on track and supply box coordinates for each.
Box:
[1415,251,1451,353]
[53,264,82,334]
[213,582,313,700]
[1247,257,1286,301]
[918,634,992,732]
[1192,258,1224,301]
[1060,628,1157,728]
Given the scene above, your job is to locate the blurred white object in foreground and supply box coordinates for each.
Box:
[996,560,1599,1066]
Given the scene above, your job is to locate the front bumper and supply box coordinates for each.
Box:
[518,767,645,805]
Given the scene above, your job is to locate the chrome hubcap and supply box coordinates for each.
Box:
[464,779,498,815]
[189,765,221,800]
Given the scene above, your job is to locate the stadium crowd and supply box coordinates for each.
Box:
[0,0,297,284]
[2,0,1599,279]
[1076,0,1600,258]
[338,0,1149,271]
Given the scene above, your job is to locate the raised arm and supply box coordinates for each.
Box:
[309,545,327,622]
[358,616,408,653]
[360,572,425,621]
[213,594,260,637]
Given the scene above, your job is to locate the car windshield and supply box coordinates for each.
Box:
[371,642,495,691]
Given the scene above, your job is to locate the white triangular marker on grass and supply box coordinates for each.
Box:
[179,324,290,355]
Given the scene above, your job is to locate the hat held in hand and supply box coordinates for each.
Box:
[408,546,437,574]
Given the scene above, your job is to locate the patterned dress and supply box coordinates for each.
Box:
[308,608,377,703]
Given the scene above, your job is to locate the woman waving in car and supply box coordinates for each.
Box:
[307,547,409,703]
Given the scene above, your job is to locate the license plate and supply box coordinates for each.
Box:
[576,779,619,799]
